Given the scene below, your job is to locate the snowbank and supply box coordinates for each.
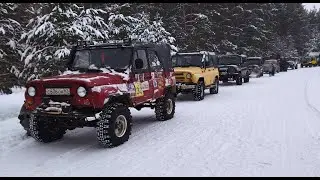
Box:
[0,89,25,121]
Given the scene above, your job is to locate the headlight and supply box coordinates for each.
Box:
[77,86,87,97]
[27,86,36,97]
[186,73,191,79]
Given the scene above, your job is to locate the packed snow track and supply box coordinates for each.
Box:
[2,67,320,176]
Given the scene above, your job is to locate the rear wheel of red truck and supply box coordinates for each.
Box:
[97,103,132,148]
[155,93,176,121]
[29,115,66,143]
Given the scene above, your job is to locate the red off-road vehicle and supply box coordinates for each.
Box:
[18,40,176,148]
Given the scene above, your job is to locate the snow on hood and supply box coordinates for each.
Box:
[91,83,128,94]
[34,72,127,88]
[62,66,130,80]
[33,66,131,86]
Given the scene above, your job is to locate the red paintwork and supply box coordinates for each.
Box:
[25,72,128,110]
[24,69,175,112]
[30,73,126,87]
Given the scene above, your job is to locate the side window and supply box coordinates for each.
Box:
[211,55,218,67]
[133,49,149,71]
[207,55,214,67]
[204,54,212,68]
[147,50,163,72]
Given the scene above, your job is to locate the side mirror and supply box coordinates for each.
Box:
[134,58,144,70]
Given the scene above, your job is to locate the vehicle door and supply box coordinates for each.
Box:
[147,49,165,100]
[131,49,154,105]
[205,54,216,85]
[211,54,219,80]
[240,56,247,77]
[202,53,212,86]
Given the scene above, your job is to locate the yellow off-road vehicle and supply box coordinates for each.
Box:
[311,57,318,66]
[172,51,219,101]
[301,56,317,67]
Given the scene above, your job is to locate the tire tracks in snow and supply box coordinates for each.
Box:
[303,69,320,138]
[3,113,165,176]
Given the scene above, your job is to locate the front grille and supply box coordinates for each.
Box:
[174,73,184,76]
[175,76,185,81]
[43,96,73,104]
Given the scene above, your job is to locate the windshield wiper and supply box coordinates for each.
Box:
[113,68,127,73]
[86,69,103,73]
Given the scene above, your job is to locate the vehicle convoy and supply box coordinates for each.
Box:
[244,57,264,77]
[18,40,177,148]
[301,56,317,68]
[262,59,280,74]
[279,58,290,72]
[172,51,219,101]
[286,57,298,69]
[301,57,310,68]
[218,54,251,85]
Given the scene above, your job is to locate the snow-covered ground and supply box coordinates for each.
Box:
[1,67,320,176]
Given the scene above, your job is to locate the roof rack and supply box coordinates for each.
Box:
[76,38,132,47]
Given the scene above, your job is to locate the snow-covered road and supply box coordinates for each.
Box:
[1,67,320,176]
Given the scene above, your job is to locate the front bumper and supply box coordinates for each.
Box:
[176,83,196,92]
[219,72,239,80]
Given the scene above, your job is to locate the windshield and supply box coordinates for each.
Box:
[246,58,262,65]
[303,57,311,62]
[72,47,132,71]
[219,56,241,65]
[172,54,204,67]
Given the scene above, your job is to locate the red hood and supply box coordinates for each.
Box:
[30,72,128,87]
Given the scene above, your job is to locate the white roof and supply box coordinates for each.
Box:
[247,57,262,59]
[265,59,277,62]
[177,51,215,56]
[178,52,202,55]
[308,52,320,57]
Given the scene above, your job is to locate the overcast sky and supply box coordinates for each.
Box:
[303,3,320,11]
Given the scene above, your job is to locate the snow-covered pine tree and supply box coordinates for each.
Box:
[235,3,268,56]
[304,8,320,53]
[18,3,110,82]
[128,12,175,44]
[0,3,24,94]
[215,3,240,54]
[101,3,177,50]
[267,3,310,57]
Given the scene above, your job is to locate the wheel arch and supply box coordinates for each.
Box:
[104,93,132,107]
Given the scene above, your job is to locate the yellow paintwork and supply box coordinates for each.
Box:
[174,66,219,87]
[311,58,317,65]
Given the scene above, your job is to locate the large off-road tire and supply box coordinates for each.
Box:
[243,76,250,83]
[222,79,228,83]
[155,93,175,121]
[19,117,31,136]
[236,75,243,85]
[97,103,132,148]
[29,115,66,143]
[193,81,205,101]
[209,78,219,94]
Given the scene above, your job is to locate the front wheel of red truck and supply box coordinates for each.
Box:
[97,103,132,148]
[29,114,66,143]
[155,93,176,121]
